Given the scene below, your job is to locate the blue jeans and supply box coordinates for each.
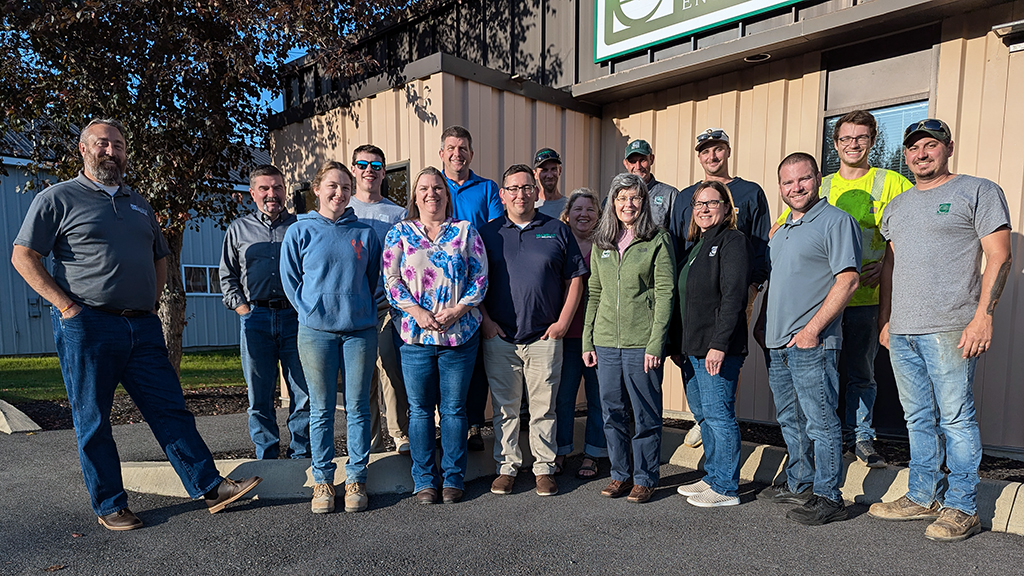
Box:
[51,307,221,516]
[298,325,376,485]
[841,305,879,446]
[240,306,310,459]
[683,355,743,497]
[889,332,981,515]
[595,347,663,488]
[766,346,843,503]
[556,338,607,457]
[395,332,479,493]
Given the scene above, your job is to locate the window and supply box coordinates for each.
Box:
[820,100,929,180]
[385,163,409,208]
[182,265,222,296]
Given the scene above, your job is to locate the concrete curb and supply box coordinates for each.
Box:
[662,427,1024,536]
[119,418,1024,536]
[0,399,42,434]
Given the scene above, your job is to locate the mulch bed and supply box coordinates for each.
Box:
[12,389,1024,482]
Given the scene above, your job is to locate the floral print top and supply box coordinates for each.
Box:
[383,218,488,346]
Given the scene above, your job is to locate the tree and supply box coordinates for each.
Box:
[1,0,414,371]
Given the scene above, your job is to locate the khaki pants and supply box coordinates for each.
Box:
[483,336,562,476]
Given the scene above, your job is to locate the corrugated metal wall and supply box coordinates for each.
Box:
[0,167,240,354]
[603,52,825,428]
[271,72,603,199]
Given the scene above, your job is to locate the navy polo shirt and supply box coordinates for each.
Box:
[447,170,503,231]
[479,212,587,345]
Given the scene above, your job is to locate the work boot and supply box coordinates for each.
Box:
[311,483,335,514]
[97,508,143,531]
[344,482,368,512]
[787,495,848,526]
[868,496,940,521]
[925,508,981,542]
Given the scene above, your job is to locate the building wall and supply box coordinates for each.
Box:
[0,165,240,354]
[603,1,1024,451]
[270,72,604,197]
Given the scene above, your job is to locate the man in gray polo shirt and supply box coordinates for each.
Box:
[754,152,861,526]
[623,139,677,228]
[220,164,310,460]
[12,118,260,531]
[348,143,410,454]
[868,119,1011,542]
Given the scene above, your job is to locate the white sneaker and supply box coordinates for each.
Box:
[687,487,740,508]
[676,479,710,496]
[395,436,411,455]
[311,483,335,514]
[684,424,703,448]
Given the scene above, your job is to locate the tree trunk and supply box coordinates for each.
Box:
[158,229,187,375]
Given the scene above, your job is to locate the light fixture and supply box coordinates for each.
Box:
[744,53,771,63]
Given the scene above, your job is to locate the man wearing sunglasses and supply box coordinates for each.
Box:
[534,147,567,219]
[869,119,1011,542]
[669,128,771,450]
[622,139,678,228]
[771,110,913,470]
[349,144,411,455]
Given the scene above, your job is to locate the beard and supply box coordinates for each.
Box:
[85,151,126,185]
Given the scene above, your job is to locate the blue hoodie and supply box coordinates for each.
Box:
[280,208,381,333]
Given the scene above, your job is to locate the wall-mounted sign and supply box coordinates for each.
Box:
[596,0,801,62]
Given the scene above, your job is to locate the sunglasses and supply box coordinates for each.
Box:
[353,160,384,171]
[535,149,560,163]
[903,119,948,140]
[696,129,727,144]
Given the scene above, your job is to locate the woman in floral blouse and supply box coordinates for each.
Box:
[383,166,488,505]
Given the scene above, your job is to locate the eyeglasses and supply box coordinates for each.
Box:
[903,119,948,140]
[353,160,384,171]
[615,194,644,205]
[696,129,727,144]
[504,185,536,196]
[692,199,725,210]
[837,135,872,146]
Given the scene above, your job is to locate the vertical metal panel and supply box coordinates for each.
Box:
[179,218,240,348]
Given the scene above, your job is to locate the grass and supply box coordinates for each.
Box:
[0,349,245,404]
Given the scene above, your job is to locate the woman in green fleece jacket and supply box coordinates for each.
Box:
[583,172,675,504]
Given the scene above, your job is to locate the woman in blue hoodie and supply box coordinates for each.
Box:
[281,160,380,515]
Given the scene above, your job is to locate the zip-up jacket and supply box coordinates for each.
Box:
[676,224,750,358]
[280,208,380,333]
[583,229,675,356]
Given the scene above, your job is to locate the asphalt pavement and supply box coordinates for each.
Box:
[1,412,1022,576]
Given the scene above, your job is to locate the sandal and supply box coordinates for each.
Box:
[554,455,565,476]
[575,455,599,480]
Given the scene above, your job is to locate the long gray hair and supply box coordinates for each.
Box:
[592,173,658,250]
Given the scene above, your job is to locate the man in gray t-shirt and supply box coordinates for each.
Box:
[869,119,1012,542]
[755,153,861,527]
[12,118,260,530]
[349,144,410,454]
[534,147,568,219]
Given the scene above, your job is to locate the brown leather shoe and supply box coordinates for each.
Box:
[97,508,143,531]
[601,479,634,498]
[415,488,437,504]
[206,476,262,514]
[627,484,655,503]
[442,487,464,503]
[491,474,516,495]
[535,474,558,496]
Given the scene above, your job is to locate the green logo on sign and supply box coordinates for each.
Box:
[937,203,951,214]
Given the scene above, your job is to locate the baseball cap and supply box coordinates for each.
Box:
[624,139,652,160]
[534,148,562,167]
[903,119,952,147]
[695,128,730,151]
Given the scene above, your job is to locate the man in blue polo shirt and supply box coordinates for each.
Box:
[754,152,861,526]
[12,118,260,531]
[439,125,503,450]
[478,164,586,498]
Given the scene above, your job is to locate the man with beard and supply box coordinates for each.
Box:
[754,152,861,526]
[622,139,678,228]
[220,164,311,460]
[12,118,261,531]
[534,148,567,218]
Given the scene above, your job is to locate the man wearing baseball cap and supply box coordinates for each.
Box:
[623,139,678,228]
[669,127,771,450]
[868,118,1011,542]
[534,147,567,218]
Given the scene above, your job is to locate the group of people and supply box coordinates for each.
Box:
[12,112,1010,543]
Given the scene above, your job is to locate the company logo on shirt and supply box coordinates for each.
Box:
[352,239,364,260]
[653,196,663,205]
[937,203,951,214]
[129,204,148,216]
[601,250,611,259]
[709,246,719,257]
[536,233,557,239]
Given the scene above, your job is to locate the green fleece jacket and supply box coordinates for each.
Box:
[583,229,675,356]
